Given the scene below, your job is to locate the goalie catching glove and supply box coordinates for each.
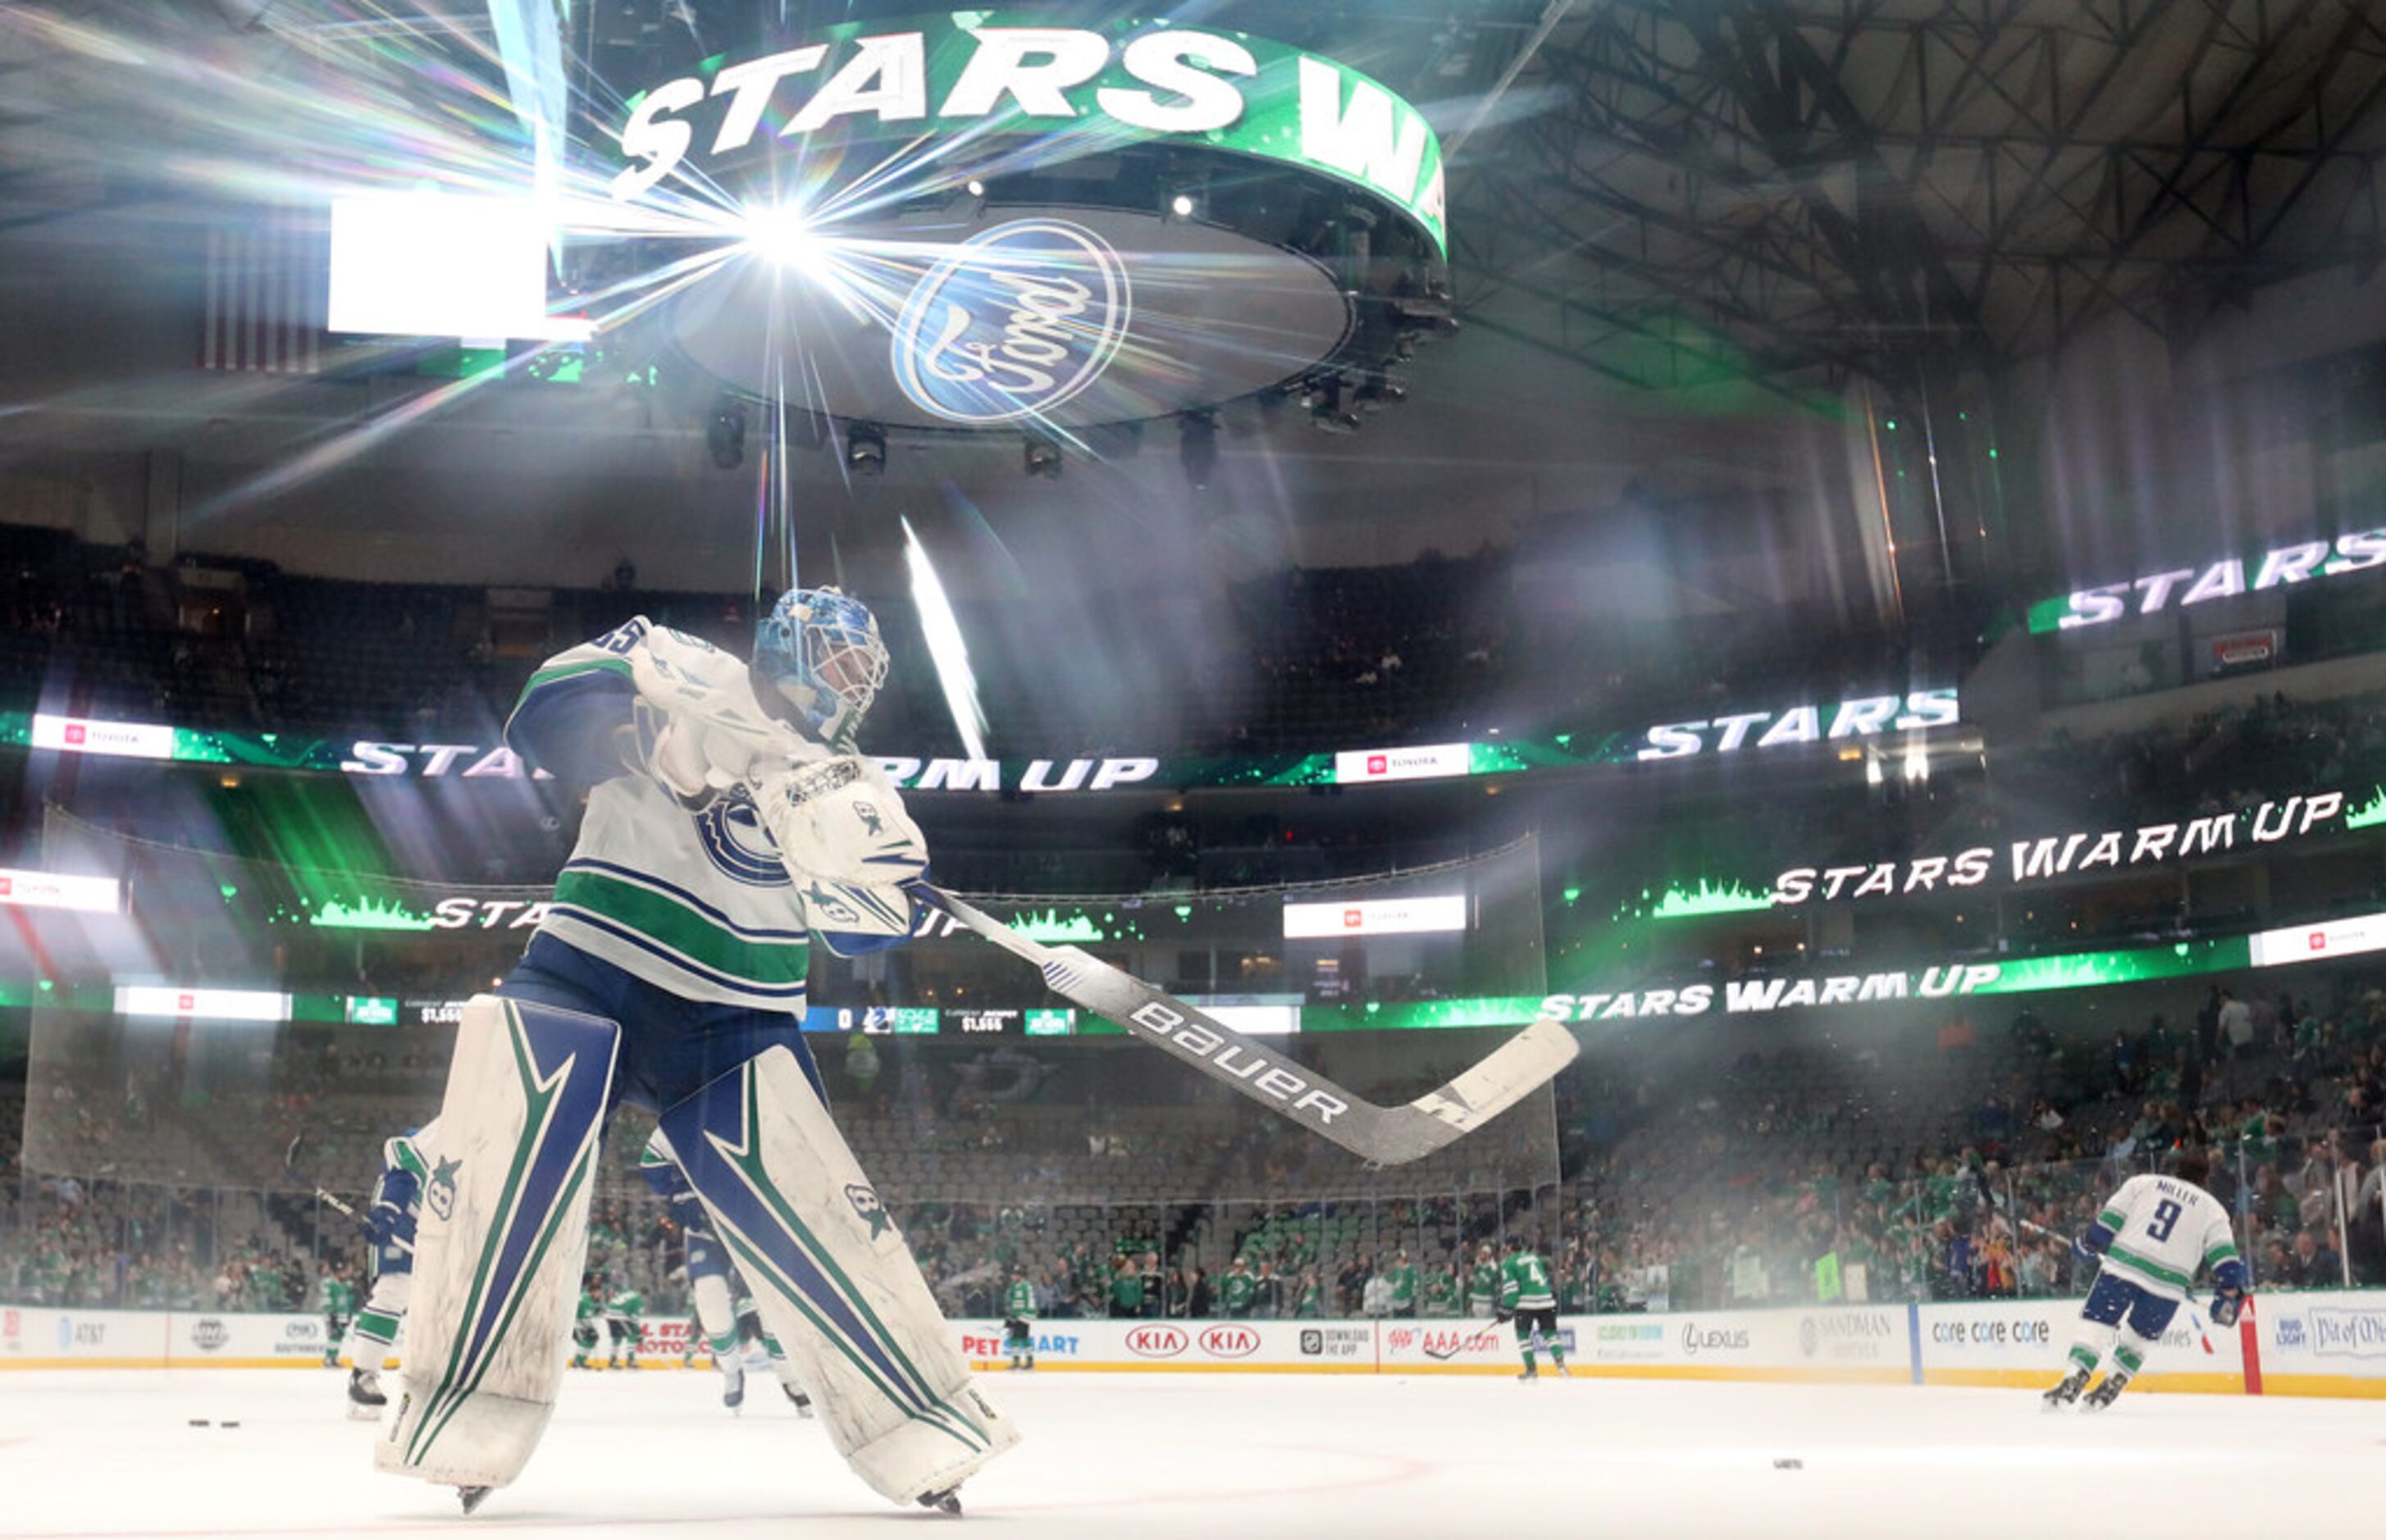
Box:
[754,755,928,889]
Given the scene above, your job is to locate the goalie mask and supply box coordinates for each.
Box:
[753,586,889,748]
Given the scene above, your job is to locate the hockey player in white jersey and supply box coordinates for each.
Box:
[377,590,1016,1515]
[343,1120,439,1419]
[640,1127,810,1415]
[2043,1148,2247,1411]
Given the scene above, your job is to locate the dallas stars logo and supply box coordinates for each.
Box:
[853,800,884,836]
[845,1183,891,1240]
[427,1156,462,1222]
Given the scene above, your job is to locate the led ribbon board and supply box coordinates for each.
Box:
[614,14,1443,426]
[2028,526,2386,632]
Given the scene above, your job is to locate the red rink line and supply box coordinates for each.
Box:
[3,1443,1432,1538]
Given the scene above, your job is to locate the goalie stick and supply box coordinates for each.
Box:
[918,887,1579,1167]
[627,653,1581,1164]
[285,1129,372,1233]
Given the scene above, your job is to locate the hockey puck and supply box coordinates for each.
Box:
[1772,1458,1803,1469]
[187,1419,209,1427]
[220,1421,240,1429]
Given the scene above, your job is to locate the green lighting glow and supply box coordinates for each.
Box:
[2348,786,2386,830]
[1612,880,1775,922]
[1305,997,1548,1032]
[310,896,435,932]
[1009,909,1107,943]
[1973,936,2250,994]
[1561,886,1582,907]
[1648,880,1775,919]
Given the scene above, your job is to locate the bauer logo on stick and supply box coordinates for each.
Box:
[845,1184,892,1240]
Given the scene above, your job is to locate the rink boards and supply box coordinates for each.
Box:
[7,1295,2383,1398]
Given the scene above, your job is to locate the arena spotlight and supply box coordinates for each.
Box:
[706,396,747,469]
[1170,192,1197,218]
[1179,412,1219,490]
[1023,435,1063,479]
[846,421,887,476]
[740,203,828,274]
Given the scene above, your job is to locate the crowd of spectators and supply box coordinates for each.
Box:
[8,968,2385,1319]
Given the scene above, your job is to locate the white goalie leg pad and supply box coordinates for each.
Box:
[375,996,618,1491]
[661,1049,1020,1505]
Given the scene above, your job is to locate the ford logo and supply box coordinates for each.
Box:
[890,220,1132,425]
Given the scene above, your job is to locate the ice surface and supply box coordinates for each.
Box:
[0,1369,2378,1538]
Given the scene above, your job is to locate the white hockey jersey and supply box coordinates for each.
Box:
[505,617,916,1012]
[2092,1173,2239,1301]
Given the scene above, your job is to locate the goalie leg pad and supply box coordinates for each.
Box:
[376,996,618,1492]
[662,1048,1019,1505]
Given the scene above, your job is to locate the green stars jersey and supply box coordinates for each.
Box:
[604,1287,646,1322]
[1498,1251,1557,1313]
[1220,1269,1257,1316]
[1005,1279,1036,1319]
[576,1292,601,1324]
[1466,1260,1499,1307]
[322,1277,358,1316]
[1387,1263,1417,1311]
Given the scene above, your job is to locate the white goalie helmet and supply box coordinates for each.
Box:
[752,586,889,748]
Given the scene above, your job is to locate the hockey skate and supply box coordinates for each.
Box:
[784,1384,814,1417]
[2041,1368,2089,1410]
[1517,1365,1538,1381]
[917,1487,963,1516]
[458,1486,491,1515]
[347,1367,387,1421]
[2081,1370,2131,1411]
[722,1362,746,1413]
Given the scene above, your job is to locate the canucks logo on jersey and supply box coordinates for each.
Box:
[692,792,792,888]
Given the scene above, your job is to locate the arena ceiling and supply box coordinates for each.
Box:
[2,1,2385,577]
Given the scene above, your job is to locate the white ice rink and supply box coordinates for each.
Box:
[1,1369,2379,1539]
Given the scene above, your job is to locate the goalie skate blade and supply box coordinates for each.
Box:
[918,1489,962,1516]
[458,1486,491,1515]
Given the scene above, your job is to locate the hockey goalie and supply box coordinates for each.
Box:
[374,589,1019,1515]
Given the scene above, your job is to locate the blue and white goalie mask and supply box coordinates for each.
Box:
[752,586,889,748]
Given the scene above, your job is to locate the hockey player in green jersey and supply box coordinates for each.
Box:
[572,1278,603,1369]
[1498,1237,1569,1380]
[1466,1244,1500,1319]
[1002,1270,1038,1371]
[321,1265,358,1369]
[604,1282,646,1369]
